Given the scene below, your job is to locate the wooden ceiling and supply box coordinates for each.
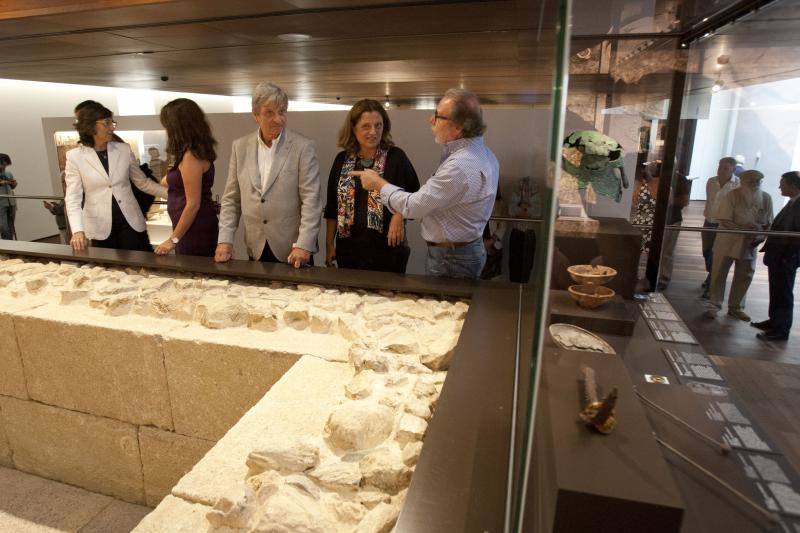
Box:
[0,0,562,105]
[2,0,791,106]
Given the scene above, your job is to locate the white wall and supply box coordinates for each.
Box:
[688,89,739,198]
[4,78,552,276]
[689,77,800,212]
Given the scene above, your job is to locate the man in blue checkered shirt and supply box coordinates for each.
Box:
[354,89,499,279]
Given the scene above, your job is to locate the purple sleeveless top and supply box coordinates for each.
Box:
[166,163,218,257]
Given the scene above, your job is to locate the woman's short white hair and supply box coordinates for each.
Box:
[252,82,289,113]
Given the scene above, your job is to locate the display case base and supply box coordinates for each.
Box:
[529,346,684,533]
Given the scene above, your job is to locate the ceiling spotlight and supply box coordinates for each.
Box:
[711,81,723,93]
[680,43,687,48]
[702,17,709,22]
[278,33,311,42]
[384,101,391,108]
[703,32,712,38]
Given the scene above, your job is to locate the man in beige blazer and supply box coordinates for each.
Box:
[215,82,322,267]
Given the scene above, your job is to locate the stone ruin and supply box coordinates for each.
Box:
[0,256,467,532]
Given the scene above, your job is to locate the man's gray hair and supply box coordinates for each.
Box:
[252,82,289,113]
[442,88,486,138]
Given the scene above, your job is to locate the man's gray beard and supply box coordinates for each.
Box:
[739,186,760,206]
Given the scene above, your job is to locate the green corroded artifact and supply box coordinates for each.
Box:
[562,130,629,202]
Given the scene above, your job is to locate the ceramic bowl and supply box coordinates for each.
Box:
[567,264,617,285]
[568,284,615,309]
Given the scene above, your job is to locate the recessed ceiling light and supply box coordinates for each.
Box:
[278,33,311,42]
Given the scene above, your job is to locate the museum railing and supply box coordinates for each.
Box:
[633,224,800,238]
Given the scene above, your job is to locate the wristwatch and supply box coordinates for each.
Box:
[170,236,180,245]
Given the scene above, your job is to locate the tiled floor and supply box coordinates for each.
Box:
[0,467,151,533]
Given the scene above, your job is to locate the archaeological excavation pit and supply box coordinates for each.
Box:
[0,253,470,531]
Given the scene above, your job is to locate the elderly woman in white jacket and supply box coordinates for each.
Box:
[65,101,167,251]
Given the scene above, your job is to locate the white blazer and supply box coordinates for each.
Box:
[64,142,167,241]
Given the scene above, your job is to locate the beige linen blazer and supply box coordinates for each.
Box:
[64,142,167,240]
[218,129,322,261]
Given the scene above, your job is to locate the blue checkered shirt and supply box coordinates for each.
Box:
[380,136,499,243]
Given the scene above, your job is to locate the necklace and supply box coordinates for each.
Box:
[357,157,374,169]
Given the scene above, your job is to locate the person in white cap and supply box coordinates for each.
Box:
[705,169,773,321]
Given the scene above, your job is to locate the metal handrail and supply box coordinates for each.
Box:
[633,223,800,239]
[3,193,793,237]
[0,194,168,205]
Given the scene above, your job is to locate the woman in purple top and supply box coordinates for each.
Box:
[155,98,219,257]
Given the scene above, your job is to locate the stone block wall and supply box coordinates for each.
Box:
[0,301,307,506]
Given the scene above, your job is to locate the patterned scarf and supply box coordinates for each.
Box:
[336,147,388,238]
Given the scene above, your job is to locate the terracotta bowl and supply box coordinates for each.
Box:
[567,264,618,285]
[568,284,615,309]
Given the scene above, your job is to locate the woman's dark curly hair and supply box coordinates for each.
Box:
[74,101,113,147]
[159,98,217,164]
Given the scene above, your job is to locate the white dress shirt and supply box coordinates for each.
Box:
[379,136,499,243]
[704,175,739,223]
[256,130,281,193]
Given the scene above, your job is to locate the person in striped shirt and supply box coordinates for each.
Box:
[353,88,499,279]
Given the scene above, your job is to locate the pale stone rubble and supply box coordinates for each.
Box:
[0,255,465,532]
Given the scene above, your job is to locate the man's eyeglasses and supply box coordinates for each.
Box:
[432,114,450,124]
[96,119,117,127]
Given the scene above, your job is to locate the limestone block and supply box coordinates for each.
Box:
[325,401,395,451]
[0,396,145,503]
[163,328,303,440]
[346,370,376,400]
[413,379,438,399]
[60,288,90,305]
[404,398,432,420]
[350,348,391,373]
[194,296,248,329]
[450,300,469,319]
[355,501,401,533]
[0,465,113,533]
[325,493,367,524]
[250,476,337,533]
[80,499,153,533]
[0,311,27,399]
[419,322,460,370]
[359,489,391,509]
[13,305,174,429]
[171,356,352,507]
[397,413,428,444]
[379,326,419,354]
[133,495,212,533]
[284,302,310,330]
[360,449,411,493]
[309,309,335,334]
[139,426,215,507]
[402,441,423,467]
[246,436,319,475]
[244,300,279,332]
[308,460,362,490]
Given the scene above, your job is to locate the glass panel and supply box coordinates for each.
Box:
[656,0,800,330]
[0,1,570,529]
